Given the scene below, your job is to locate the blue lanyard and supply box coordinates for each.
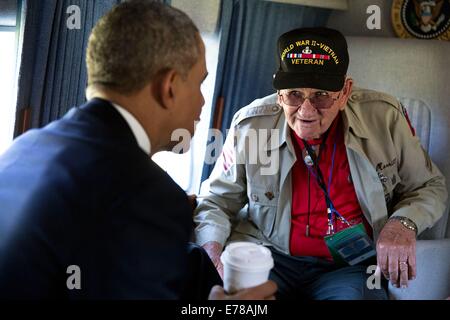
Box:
[303,133,350,235]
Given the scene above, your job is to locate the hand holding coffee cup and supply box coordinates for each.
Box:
[208,280,277,300]
[220,242,274,294]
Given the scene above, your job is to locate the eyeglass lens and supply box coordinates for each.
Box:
[282,91,335,109]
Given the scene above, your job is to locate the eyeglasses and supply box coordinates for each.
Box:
[278,90,342,110]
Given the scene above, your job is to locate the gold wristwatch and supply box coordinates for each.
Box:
[389,216,418,235]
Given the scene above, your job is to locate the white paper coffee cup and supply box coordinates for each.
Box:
[220,242,274,294]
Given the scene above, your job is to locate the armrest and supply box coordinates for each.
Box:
[389,239,450,300]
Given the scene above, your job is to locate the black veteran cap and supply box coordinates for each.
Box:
[273,27,349,91]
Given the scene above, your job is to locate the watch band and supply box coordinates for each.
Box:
[389,216,418,235]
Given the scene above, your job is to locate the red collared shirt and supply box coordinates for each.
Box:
[289,114,372,259]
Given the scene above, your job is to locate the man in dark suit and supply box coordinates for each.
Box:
[0,0,276,300]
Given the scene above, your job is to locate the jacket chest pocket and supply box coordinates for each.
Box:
[377,167,400,204]
[247,184,278,238]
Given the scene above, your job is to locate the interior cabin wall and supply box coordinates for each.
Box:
[172,0,397,37]
[327,0,396,37]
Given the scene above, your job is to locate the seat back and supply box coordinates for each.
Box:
[346,36,450,239]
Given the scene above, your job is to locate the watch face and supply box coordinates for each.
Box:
[401,219,417,232]
[391,216,418,233]
[402,220,413,228]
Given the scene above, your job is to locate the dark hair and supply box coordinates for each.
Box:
[86,0,200,94]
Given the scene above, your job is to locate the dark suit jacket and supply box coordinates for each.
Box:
[0,98,192,299]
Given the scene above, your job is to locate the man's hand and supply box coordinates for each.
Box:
[208,281,277,300]
[202,241,224,279]
[376,219,417,288]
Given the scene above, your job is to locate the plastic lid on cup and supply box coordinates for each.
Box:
[220,242,274,272]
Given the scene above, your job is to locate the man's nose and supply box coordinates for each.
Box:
[297,98,317,116]
[201,93,205,107]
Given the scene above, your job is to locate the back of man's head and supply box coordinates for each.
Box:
[86,0,200,95]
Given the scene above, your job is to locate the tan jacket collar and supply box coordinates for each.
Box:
[343,99,369,140]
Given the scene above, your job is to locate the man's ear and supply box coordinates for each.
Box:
[343,77,353,96]
[339,77,354,110]
[276,91,283,105]
[151,69,178,110]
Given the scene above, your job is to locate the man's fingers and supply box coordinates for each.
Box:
[254,280,278,298]
[217,262,224,280]
[241,280,277,299]
[374,265,383,279]
[398,260,409,288]
[208,285,226,300]
[388,255,400,287]
[408,254,417,280]
[377,251,389,280]
[219,280,277,300]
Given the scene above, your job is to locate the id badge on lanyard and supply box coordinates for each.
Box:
[324,223,376,266]
[302,136,376,266]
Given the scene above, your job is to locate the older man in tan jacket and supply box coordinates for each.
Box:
[194,27,447,300]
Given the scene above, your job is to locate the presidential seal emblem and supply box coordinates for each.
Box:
[392,0,450,40]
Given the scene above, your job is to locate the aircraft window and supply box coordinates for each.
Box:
[0,30,18,155]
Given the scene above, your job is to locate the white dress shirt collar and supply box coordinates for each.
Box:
[111,103,151,155]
